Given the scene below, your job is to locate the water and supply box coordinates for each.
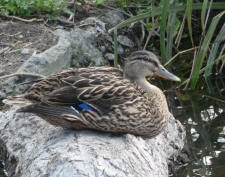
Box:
[0,161,5,177]
[165,77,225,177]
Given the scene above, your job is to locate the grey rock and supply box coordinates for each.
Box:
[80,17,107,35]
[117,35,134,47]
[18,34,23,39]
[0,70,6,76]
[99,45,106,53]
[69,27,107,67]
[18,30,71,75]
[105,53,114,61]
[0,108,185,177]
[118,44,124,55]
[20,48,33,55]
[100,10,125,27]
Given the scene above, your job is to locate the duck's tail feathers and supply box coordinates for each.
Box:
[3,95,32,107]
[16,103,84,125]
[17,103,79,116]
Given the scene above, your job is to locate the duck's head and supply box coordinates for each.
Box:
[123,50,180,82]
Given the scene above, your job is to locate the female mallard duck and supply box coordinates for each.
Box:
[5,50,180,138]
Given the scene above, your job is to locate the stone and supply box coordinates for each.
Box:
[69,27,107,67]
[80,17,107,35]
[117,35,134,47]
[20,48,33,55]
[18,34,23,38]
[0,108,185,177]
[118,44,124,54]
[100,10,125,27]
[105,53,114,61]
[99,45,106,53]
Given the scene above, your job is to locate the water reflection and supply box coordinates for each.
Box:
[166,77,225,177]
[0,161,5,177]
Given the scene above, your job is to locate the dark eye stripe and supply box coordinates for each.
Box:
[130,54,149,61]
[130,55,159,67]
[130,51,147,57]
[128,50,160,67]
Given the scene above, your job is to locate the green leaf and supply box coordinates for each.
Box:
[108,2,225,33]
[203,94,225,104]
[96,0,106,5]
[63,7,73,16]
[146,22,153,30]
[166,0,177,60]
[190,10,225,89]
[204,23,225,78]
[113,29,118,67]
[108,8,161,33]
[201,0,208,32]
[187,0,194,46]
[160,0,170,64]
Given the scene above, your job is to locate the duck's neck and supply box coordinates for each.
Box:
[135,78,160,95]
[136,77,170,119]
[135,77,169,108]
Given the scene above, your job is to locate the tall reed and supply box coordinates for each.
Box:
[108,1,225,90]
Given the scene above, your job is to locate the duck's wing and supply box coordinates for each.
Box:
[24,67,139,116]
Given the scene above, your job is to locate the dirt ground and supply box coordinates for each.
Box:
[0,2,107,77]
[0,19,58,76]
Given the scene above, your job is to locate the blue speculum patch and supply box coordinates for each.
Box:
[78,103,94,111]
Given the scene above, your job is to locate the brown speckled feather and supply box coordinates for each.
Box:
[18,66,170,137]
[24,67,135,113]
[6,51,180,138]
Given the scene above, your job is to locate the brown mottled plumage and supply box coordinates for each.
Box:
[4,50,180,138]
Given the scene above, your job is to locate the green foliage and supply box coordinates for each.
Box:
[97,0,151,8]
[0,0,66,16]
[114,0,127,7]
[187,0,194,46]
[106,0,225,90]
[96,0,106,5]
[159,0,170,63]
[189,11,225,89]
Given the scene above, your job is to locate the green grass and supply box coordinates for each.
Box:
[189,11,225,89]
[0,0,67,16]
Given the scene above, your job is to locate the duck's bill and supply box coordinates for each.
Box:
[154,65,181,82]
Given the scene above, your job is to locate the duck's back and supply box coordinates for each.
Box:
[24,67,139,108]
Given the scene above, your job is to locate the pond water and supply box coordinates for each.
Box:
[0,161,5,177]
[165,76,225,177]
[0,77,224,177]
